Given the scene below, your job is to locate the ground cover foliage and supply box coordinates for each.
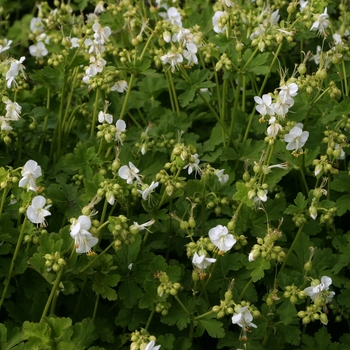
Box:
[0,0,350,349]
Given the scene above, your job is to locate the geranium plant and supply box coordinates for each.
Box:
[0,0,349,349]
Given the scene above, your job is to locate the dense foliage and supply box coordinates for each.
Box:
[0,0,350,349]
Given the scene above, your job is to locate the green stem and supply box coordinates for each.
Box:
[0,216,27,310]
[145,308,155,331]
[167,70,180,117]
[0,188,8,219]
[39,88,50,153]
[174,295,191,315]
[119,74,135,120]
[220,78,228,146]
[193,310,215,321]
[279,224,305,275]
[90,88,101,137]
[243,42,283,142]
[80,241,114,273]
[92,293,100,322]
[238,278,253,301]
[41,267,65,320]
[227,73,242,148]
[73,275,88,318]
[342,60,348,96]
[41,245,76,320]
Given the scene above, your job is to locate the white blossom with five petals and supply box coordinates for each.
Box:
[19,160,42,191]
[26,196,51,226]
[70,215,98,254]
[209,225,236,252]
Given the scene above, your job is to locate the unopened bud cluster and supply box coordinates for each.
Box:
[108,215,136,250]
[24,228,48,245]
[169,143,197,171]
[297,304,329,326]
[212,290,235,319]
[44,252,66,272]
[130,329,157,350]
[155,300,172,316]
[249,227,285,263]
[97,179,125,206]
[186,237,215,258]
[155,271,183,298]
[155,169,184,197]
[283,285,307,304]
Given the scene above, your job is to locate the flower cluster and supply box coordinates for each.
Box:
[70,215,98,254]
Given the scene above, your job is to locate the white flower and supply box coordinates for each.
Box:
[93,22,111,44]
[310,8,329,35]
[333,33,343,46]
[212,11,226,34]
[111,80,128,93]
[115,119,126,144]
[284,123,309,151]
[0,39,12,53]
[278,83,298,103]
[29,42,48,58]
[300,0,308,12]
[256,189,268,202]
[94,1,105,14]
[0,118,12,131]
[30,17,44,32]
[304,276,335,304]
[70,37,80,48]
[215,169,229,185]
[19,160,42,191]
[118,162,141,184]
[250,24,265,40]
[85,56,106,76]
[183,43,198,65]
[160,7,182,27]
[84,38,105,55]
[6,56,26,88]
[5,100,21,121]
[132,219,155,232]
[192,252,216,271]
[254,94,274,116]
[183,154,201,176]
[144,340,161,350]
[137,181,159,200]
[267,9,280,26]
[334,143,345,160]
[248,251,255,262]
[161,52,183,73]
[70,215,98,254]
[209,225,236,252]
[98,111,113,124]
[26,196,51,226]
[267,116,282,138]
[231,306,257,329]
[311,45,322,65]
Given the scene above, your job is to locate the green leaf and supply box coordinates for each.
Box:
[335,194,350,216]
[276,300,297,326]
[301,327,331,350]
[92,273,121,301]
[178,87,196,107]
[246,259,271,282]
[70,318,98,348]
[197,317,225,338]
[277,324,301,346]
[158,333,175,350]
[331,172,350,193]
[245,52,271,75]
[161,304,191,330]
